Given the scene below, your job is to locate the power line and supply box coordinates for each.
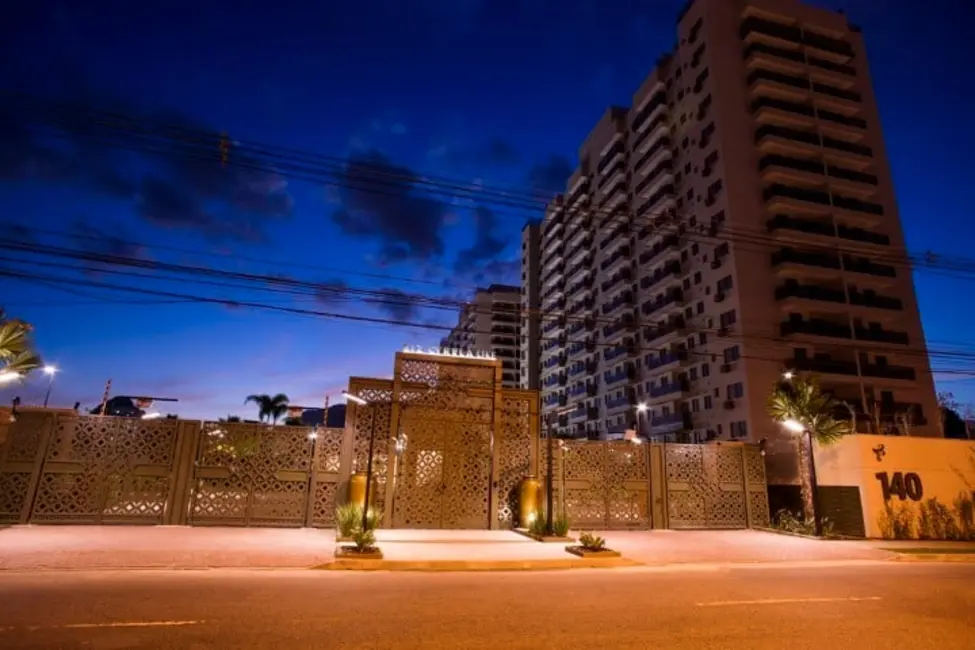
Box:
[2,244,974,380]
[9,89,975,281]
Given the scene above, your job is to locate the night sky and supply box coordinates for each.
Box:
[1,0,973,419]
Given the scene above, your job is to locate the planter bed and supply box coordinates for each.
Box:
[334,546,384,560]
[565,545,621,559]
[514,528,575,543]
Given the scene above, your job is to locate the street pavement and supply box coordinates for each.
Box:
[1,563,973,648]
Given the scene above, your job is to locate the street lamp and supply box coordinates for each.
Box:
[343,389,377,534]
[779,417,823,537]
[42,365,58,407]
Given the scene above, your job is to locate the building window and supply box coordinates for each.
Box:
[694,271,702,285]
[730,421,748,438]
[696,301,704,315]
[704,395,713,410]
[698,332,707,345]
[691,398,700,412]
[727,382,744,399]
[717,275,733,292]
[719,310,737,328]
[724,346,741,362]
[702,363,710,377]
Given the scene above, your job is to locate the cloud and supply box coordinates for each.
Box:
[0,92,295,245]
[70,219,148,260]
[313,279,350,307]
[473,259,521,285]
[330,149,448,264]
[527,155,574,197]
[430,138,521,170]
[371,288,421,322]
[454,205,508,274]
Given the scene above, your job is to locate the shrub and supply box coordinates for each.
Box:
[352,527,376,553]
[528,506,547,536]
[336,503,360,537]
[336,504,382,537]
[773,508,835,538]
[553,513,571,538]
[578,532,606,551]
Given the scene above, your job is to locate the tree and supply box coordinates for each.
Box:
[768,375,853,526]
[244,393,289,424]
[938,392,970,439]
[0,309,42,377]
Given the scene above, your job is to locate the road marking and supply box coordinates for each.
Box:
[62,621,204,629]
[696,596,882,607]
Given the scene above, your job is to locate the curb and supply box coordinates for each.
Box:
[890,553,975,563]
[312,557,643,572]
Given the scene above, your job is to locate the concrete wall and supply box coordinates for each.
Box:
[814,435,975,538]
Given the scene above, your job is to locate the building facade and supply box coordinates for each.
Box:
[525,0,939,462]
[519,222,542,391]
[442,284,522,387]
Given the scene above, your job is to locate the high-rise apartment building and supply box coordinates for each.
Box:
[442,284,522,387]
[519,222,543,390]
[524,0,940,469]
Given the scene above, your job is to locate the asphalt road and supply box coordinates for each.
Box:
[1,563,973,649]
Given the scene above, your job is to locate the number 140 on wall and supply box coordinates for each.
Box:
[875,471,924,502]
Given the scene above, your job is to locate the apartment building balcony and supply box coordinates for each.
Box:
[843,255,897,284]
[603,363,636,387]
[600,246,632,277]
[780,316,853,341]
[605,391,635,414]
[758,154,878,193]
[565,234,593,265]
[635,159,674,202]
[767,214,890,247]
[646,380,689,405]
[855,325,909,346]
[569,405,589,422]
[567,361,589,378]
[634,114,669,157]
[650,411,693,435]
[645,348,688,373]
[597,139,625,176]
[603,342,630,363]
[566,177,590,210]
[568,383,588,399]
[543,353,566,370]
[601,291,634,317]
[598,223,628,251]
[631,89,667,134]
[641,289,684,319]
[634,135,671,177]
[862,363,916,382]
[602,313,636,342]
[566,278,593,300]
[751,95,816,130]
[849,289,902,311]
[601,269,632,293]
[640,260,681,292]
[541,316,565,336]
[643,317,686,347]
[775,282,846,308]
[743,40,805,74]
[638,234,680,266]
[566,255,592,283]
[567,341,587,360]
[637,183,675,218]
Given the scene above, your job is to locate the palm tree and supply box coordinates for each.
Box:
[245,393,290,424]
[767,374,852,530]
[0,309,42,378]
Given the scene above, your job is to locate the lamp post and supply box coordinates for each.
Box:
[781,417,823,537]
[42,365,58,408]
[343,389,377,533]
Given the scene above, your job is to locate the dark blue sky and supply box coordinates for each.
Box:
[2,0,974,418]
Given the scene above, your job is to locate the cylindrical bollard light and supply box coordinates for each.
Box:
[519,476,540,528]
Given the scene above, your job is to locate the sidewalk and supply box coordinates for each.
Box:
[0,526,336,570]
[0,526,901,572]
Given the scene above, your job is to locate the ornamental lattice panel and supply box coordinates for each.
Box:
[347,381,394,520]
[30,416,181,524]
[743,444,771,528]
[495,393,534,526]
[0,411,51,523]
[190,421,314,526]
[558,440,651,529]
[310,427,346,527]
[391,378,493,529]
[665,443,748,529]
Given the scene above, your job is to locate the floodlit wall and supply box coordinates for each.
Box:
[814,435,975,538]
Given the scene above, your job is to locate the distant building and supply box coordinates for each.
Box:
[300,404,347,428]
[442,284,521,387]
[519,222,542,391]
